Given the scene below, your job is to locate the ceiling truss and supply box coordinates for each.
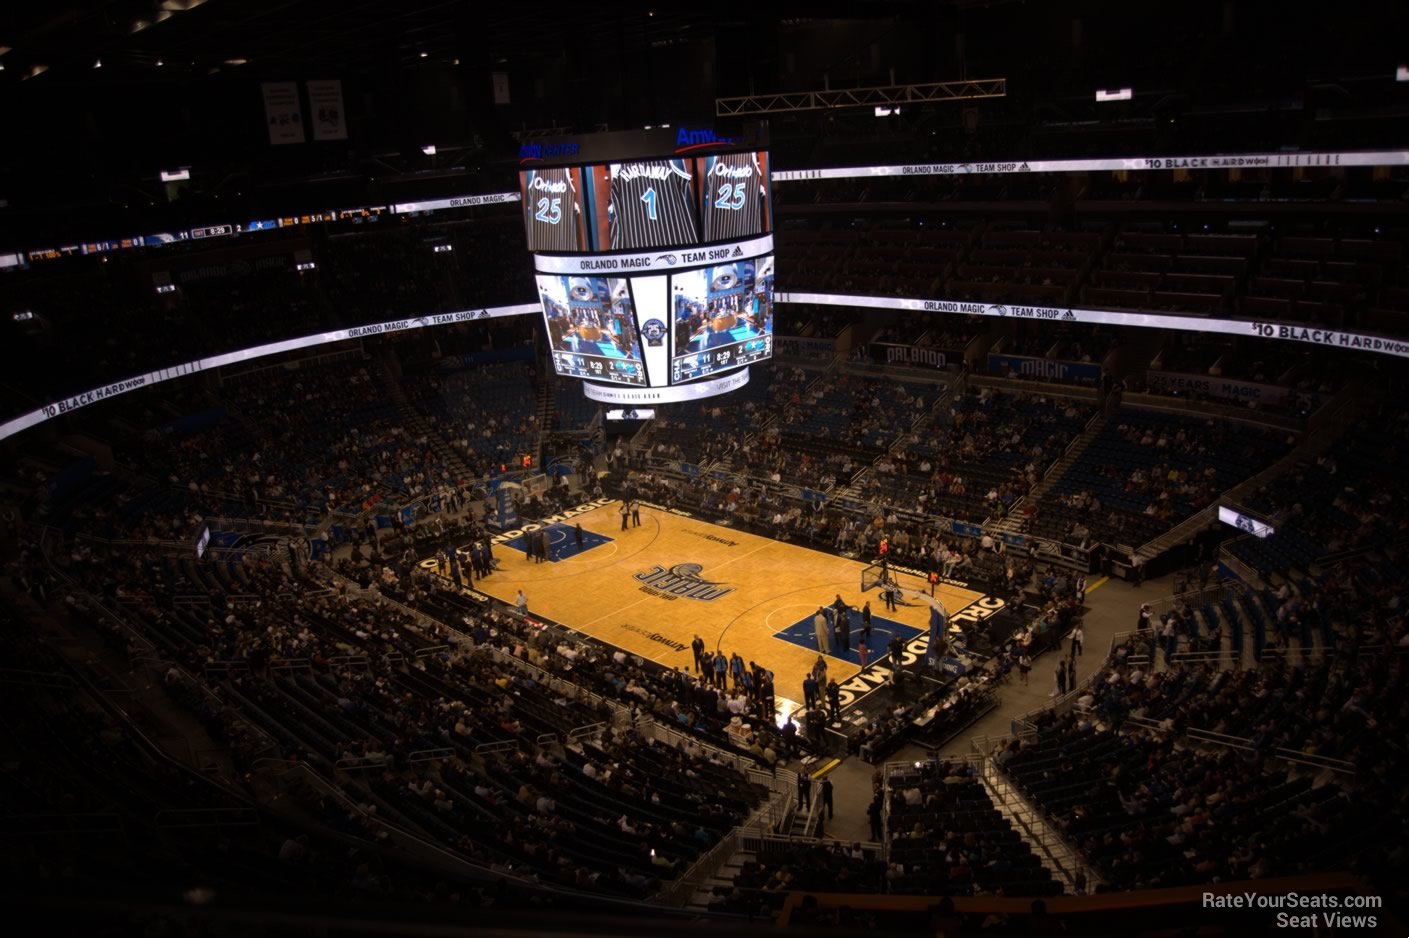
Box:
[716,78,1007,117]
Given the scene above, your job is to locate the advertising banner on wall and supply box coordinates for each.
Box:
[1144,371,1290,407]
[774,336,837,358]
[988,353,1102,384]
[871,342,949,369]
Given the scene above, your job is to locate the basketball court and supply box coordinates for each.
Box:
[423,500,988,714]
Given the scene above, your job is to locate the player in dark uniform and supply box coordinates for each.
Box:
[608,159,698,249]
[700,152,764,242]
[522,167,583,251]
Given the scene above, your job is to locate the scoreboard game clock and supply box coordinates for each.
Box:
[520,123,775,405]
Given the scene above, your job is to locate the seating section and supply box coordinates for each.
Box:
[3,210,533,421]
[705,841,893,919]
[6,200,1409,430]
[1001,324,1112,364]
[644,365,810,468]
[551,377,600,431]
[1037,409,1294,548]
[1234,404,1409,579]
[997,649,1408,890]
[749,374,939,490]
[861,389,1094,521]
[951,226,1100,307]
[886,761,1062,896]
[1245,235,1402,325]
[216,360,433,514]
[59,549,768,899]
[403,360,539,477]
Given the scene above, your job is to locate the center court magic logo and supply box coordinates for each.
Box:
[634,562,735,602]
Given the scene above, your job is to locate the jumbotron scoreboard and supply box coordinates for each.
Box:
[519,124,775,404]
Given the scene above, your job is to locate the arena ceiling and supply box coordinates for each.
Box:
[0,0,1403,234]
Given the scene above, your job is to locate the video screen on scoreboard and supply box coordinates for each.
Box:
[669,255,774,384]
[520,166,588,251]
[587,160,700,250]
[538,274,648,386]
[697,151,771,243]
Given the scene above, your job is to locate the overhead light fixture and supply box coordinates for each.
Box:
[224,57,248,66]
[1096,88,1132,102]
[160,168,191,182]
[874,106,901,117]
[93,58,102,68]
[1398,65,1409,82]
[156,59,164,67]
[12,310,35,322]
[421,144,437,156]
[419,51,428,59]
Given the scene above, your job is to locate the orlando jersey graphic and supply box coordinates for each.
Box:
[536,273,646,386]
[520,167,586,252]
[607,159,699,250]
[699,152,766,242]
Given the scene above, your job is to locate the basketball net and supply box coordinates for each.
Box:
[906,590,948,621]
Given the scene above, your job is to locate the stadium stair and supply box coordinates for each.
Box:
[994,411,1109,534]
[843,374,963,502]
[1135,379,1381,564]
[976,757,1098,894]
[376,353,476,485]
[682,845,758,914]
[533,376,553,466]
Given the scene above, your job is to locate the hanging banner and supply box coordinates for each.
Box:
[987,353,1102,384]
[306,80,348,141]
[262,82,305,145]
[774,336,836,358]
[870,342,949,369]
[1143,371,1290,407]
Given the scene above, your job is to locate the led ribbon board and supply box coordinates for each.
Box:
[770,148,1409,181]
[0,304,538,442]
[776,291,1409,360]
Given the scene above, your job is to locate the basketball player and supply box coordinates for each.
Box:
[608,159,699,249]
[521,167,583,251]
[700,152,765,242]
